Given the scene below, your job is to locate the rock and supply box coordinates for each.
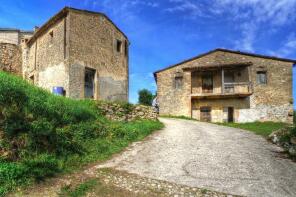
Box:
[97,103,158,122]
[288,146,296,156]
[269,131,280,144]
[269,127,290,145]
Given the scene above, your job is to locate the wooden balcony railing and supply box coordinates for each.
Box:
[191,82,253,99]
[223,82,253,95]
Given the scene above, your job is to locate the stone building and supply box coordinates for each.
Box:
[0,28,33,45]
[154,49,296,123]
[22,7,129,101]
[0,28,33,75]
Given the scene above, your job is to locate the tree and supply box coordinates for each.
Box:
[138,89,154,106]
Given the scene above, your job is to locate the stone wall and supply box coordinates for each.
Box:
[24,16,68,93]
[155,50,293,123]
[192,98,250,122]
[0,31,19,45]
[0,30,33,45]
[0,43,22,75]
[68,10,129,101]
[23,8,129,102]
[97,102,158,121]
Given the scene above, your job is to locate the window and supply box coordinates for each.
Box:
[29,75,34,84]
[257,71,267,84]
[116,40,122,53]
[175,77,183,89]
[49,31,53,44]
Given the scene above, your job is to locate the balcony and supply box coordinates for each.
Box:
[191,82,253,99]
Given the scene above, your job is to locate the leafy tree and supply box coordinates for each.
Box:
[138,89,154,106]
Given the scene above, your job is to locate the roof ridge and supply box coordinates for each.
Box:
[27,6,129,46]
[154,48,296,77]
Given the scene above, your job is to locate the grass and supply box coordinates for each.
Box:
[60,179,98,197]
[161,114,287,138]
[0,71,164,196]
[217,121,288,137]
[160,114,287,137]
[160,115,197,121]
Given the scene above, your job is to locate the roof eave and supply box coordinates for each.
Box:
[27,7,68,46]
[27,7,129,46]
[153,48,296,75]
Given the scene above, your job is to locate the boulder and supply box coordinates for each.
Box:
[288,146,296,156]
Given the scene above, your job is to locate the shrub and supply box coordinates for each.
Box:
[28,119,55,152]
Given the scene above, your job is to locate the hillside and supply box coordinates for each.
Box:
[0,71,163,196]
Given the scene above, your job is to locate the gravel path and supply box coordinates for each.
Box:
[97,118,296,197]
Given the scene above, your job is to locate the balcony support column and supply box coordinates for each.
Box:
[221,68,224,94]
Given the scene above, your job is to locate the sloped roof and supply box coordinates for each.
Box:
[154,48,296,78]
[0,28,33,33]
[27,7,129,46]
[0,28,19,31]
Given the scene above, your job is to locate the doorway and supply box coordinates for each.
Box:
[84,68,96,99]
[202,73,213,93]
[224,71,235,93]
[227,107,234,122]
[200,106,211,122]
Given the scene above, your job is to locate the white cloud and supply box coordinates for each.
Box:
[234,22,257,52]
[214,0,296,25]
[165,0,210,18]
[212,0,296,51]
[165,0,296,52]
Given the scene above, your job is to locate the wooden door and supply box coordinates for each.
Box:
[228,107,234,122]
[224,71,235,93]
[200,107,211,122]
[202,73,213,93]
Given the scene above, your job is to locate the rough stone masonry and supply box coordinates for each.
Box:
[0,7,129,102]
[154,49,296,123]
[0,43,22,75]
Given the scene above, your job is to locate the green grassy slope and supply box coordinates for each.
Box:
[0,71,163,196]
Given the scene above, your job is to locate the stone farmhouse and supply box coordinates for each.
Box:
[0,7,129,101]
[154,49,296,123]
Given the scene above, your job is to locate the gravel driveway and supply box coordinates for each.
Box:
[97,118,296,197]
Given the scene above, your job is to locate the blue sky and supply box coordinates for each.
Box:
[1,0,296,103]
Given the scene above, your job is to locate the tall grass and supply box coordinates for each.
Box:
[0,71,163,196]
